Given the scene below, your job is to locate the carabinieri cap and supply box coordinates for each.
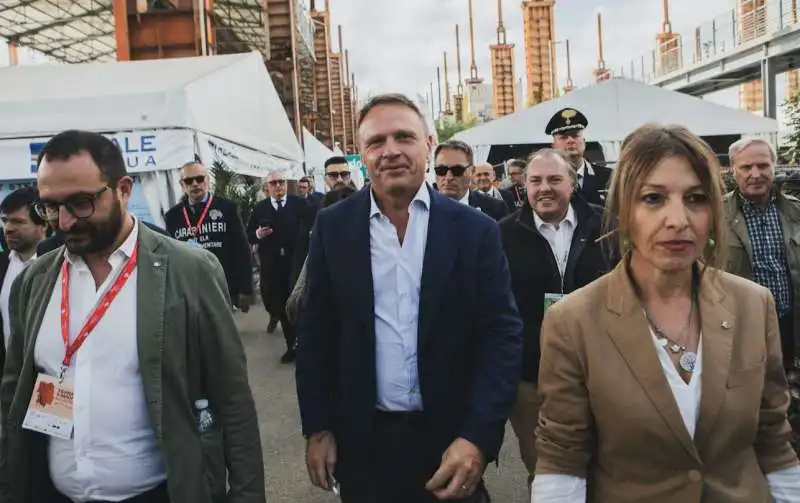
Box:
[545,108,589,135]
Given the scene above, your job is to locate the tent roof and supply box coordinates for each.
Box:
[454,78,778,146]
[0,52,303,163]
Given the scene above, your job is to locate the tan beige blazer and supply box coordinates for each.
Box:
[536,262,798,503]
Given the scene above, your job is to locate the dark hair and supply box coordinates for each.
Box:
[0,187,46,226]
[434,140,474,165]
[357,93,426,129]
[37,130,127,185]
[324,156,348,168]
[507,159,527,170]
[322,185,357,208]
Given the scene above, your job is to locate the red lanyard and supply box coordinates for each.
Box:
[58,245,139,382]
[182,195,214,236]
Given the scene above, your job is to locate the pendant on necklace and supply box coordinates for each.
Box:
[679,351,698,373]
[669,343,682,353]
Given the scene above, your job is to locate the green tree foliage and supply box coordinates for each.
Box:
[435,115,479,143]
[785,90,800,167]
[209,160,260,224]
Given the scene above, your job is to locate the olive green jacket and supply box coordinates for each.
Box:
[724,190,800,358]
[0,224,265,503]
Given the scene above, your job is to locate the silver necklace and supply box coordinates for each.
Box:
[644,301,698,374]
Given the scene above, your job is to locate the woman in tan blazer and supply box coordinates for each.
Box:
[532,125,800,502]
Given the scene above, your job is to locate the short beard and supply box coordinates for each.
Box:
[58,197,125,256]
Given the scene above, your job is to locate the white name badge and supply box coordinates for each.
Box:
[22,374,74,440]
[544,293,567,312]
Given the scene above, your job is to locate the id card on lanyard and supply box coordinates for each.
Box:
[22,247,139,439]
[182,195,214,237]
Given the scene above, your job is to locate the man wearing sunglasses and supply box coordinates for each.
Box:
[164,161,254,313]
[247,171,310,363]
[324,156,352,191]
[433,140,508,221]
[0,130,265,503]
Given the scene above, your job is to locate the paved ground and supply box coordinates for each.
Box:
[235,304,530,502]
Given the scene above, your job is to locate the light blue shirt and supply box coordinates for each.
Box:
[369,182,430,411]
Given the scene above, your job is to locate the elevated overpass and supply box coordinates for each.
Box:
[620,0,800,118]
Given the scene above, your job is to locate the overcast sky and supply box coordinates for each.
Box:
[325,0,742,106]
[3,0,788,110]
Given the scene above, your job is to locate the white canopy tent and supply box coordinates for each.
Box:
[303,127,334,191]
[0,52,303,226]
[453,78,779,163]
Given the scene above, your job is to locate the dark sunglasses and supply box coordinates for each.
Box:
[326,171,351,179]
[182,175,206,185]
[267,179,286,186]
[434,164,470,177]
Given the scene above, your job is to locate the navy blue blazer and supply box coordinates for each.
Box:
[296,184,523,462]
[468,190,509,221]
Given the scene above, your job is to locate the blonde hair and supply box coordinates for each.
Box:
[604,124,727,269]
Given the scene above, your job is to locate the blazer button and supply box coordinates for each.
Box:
[687,470,702,483]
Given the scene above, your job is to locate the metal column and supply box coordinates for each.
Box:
[761,56,777,118]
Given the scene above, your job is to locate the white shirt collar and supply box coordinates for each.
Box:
[458,190,471,206]
[271,197,285,204]
[370,182,431,218]
[576,159,594,178]
[533,203,576,230]
[65,216,139,267]
[9,249,35,264]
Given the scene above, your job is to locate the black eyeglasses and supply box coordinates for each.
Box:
[35,186,110,221]
[267,179,286,186]
[326,171,351,180]
[434,164,470,177]
[182,175,206,185]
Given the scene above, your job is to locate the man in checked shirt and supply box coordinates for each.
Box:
[723,137,800,451]
[724,138,800,364]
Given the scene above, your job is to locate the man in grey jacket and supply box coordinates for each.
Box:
[0,130,265,503]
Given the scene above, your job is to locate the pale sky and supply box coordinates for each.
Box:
[1,0,790,113]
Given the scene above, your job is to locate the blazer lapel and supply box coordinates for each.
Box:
[726,197,754,261]
[136,226,168,440]
[604,262,700,462]
[693,274,734,450]
[418,190,457,349]
[342,189,375,335]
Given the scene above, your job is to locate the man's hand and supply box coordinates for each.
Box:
[306,431,337,491]
[237,294,251,313]
[255,226,274,240]
[425,438,486,500]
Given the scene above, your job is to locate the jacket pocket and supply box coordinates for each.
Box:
[727,361,766,388]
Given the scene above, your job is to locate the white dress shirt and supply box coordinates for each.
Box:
[370,182,430,411]
[1,249,35,347]
[34,220,166,502]
[458,190,471,206]
[533,204,576,281]
[532,329,800,503]
[481,187,503,200]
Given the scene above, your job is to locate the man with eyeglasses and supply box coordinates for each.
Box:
[164,161,254,313]
[0,130,265,503]
[433,140,508,221]
[247,171,310,363]
[500,159,527,212]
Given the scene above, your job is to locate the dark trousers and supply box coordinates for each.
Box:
[259,259,296,349]
[53,481,170,503]
[336,411,490,503]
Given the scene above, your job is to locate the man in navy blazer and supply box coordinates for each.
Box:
[296,93,523,503]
